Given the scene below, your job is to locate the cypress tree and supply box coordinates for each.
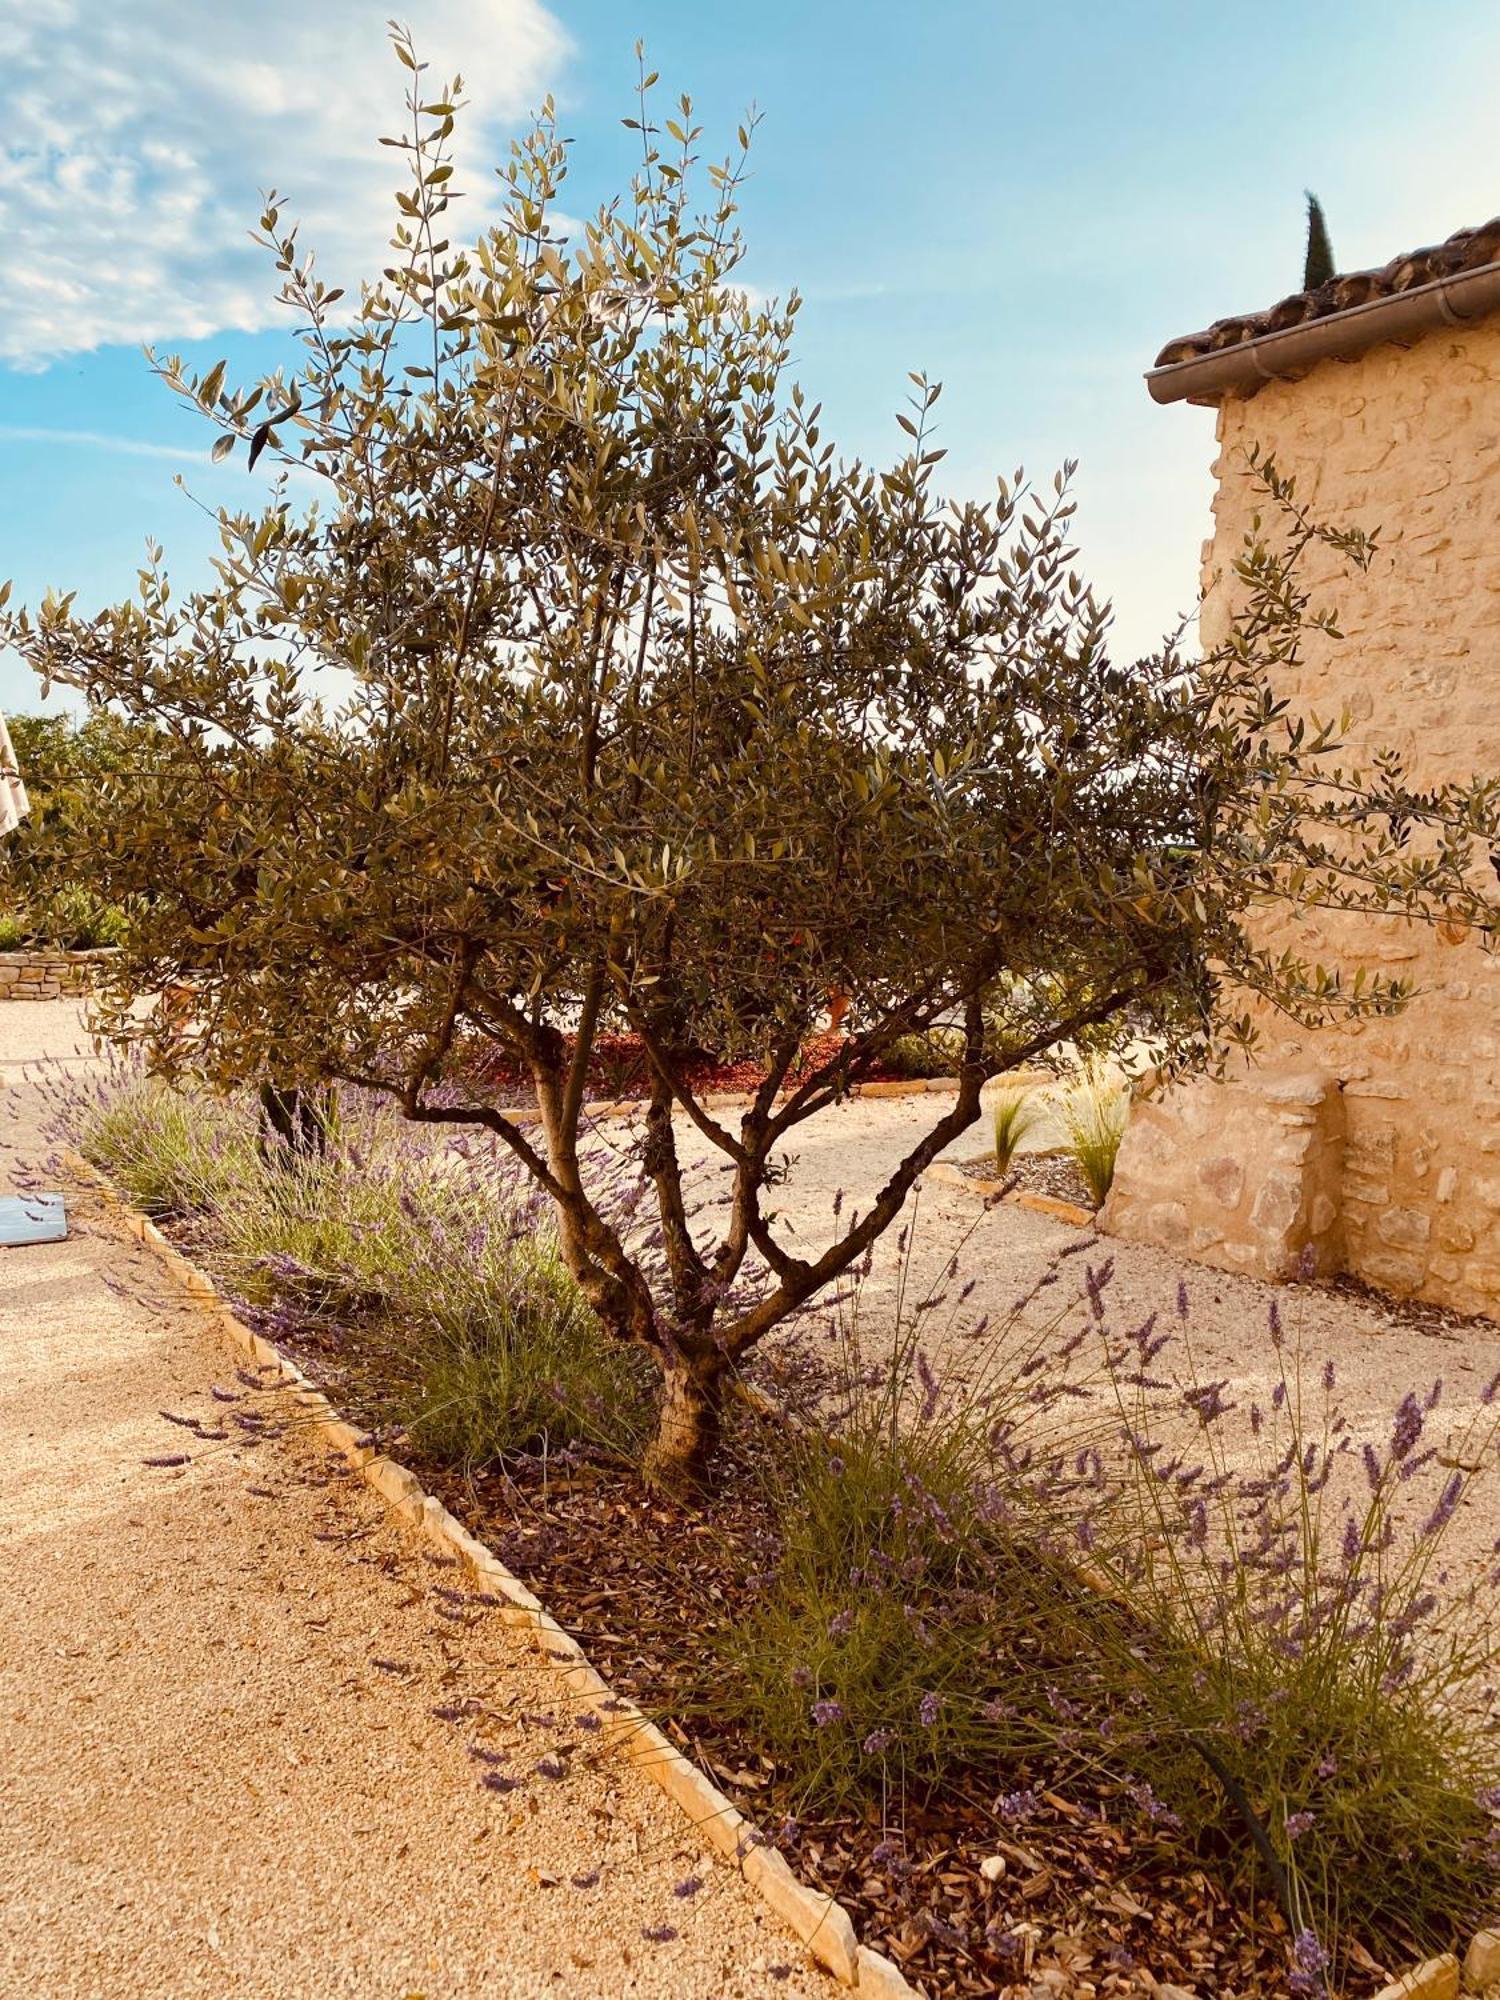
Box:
[1303,191,1336,289]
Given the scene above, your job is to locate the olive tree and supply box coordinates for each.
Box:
[8,37,1499,1488]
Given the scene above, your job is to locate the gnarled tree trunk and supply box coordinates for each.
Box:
[643,1346,728,1495]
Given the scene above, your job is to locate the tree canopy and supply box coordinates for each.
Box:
[7,37,1498,1485]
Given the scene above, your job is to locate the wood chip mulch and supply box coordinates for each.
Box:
[401,1438,1382,2000]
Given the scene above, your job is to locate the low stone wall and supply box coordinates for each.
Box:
[0,948,115,1000]
[1101,1067,1346,1282]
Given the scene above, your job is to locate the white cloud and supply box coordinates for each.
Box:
[0,424,207,461]
[1,1,569,366]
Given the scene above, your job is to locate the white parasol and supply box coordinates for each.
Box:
[0,710,29,838]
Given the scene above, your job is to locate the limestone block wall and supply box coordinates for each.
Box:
[0,948,113,1000]
[1107,315,1500,1316]
[1103,1069,1345,1281]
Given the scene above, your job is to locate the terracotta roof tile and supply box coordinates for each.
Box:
[1154,215,1500,367]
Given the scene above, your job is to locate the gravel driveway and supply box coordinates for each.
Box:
[0,1000,836,2000]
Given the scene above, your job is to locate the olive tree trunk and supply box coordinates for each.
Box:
[642,1346,729,1494]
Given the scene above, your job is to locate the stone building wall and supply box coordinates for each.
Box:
[1105,316,1500,1317]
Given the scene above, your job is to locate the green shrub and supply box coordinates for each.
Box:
[42,883,128,949]
[1062,1069,1129,1205]
[880,1028,965,1080]
[0,911,25,950]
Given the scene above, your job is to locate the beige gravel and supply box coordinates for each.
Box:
[0,1001,837,2000]
[746,1090,1500,1591]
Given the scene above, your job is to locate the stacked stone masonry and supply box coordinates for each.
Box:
[0,949,111,1000]
[1106,315,1500,1319]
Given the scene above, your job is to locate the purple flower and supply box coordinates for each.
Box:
[811,1698,845,1728]
[997,1788,1039,1823]
[672,1876,702,1899]
[641,1925,678,1944]
[1284,1809,1315,1841]
[1292,1928,1329,1976]
[1423,1472,1464,1538]
[828,1609,854,1638]
[1391,1391,1424,1460]
[918,1691,942,1727]
[862,1727,896,1755]
[570,1869,600,1888]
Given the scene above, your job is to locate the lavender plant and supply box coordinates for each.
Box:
[708,1219,1112,1808]
[72,1059,252,1218]
[1071,1265,1500,1969]
[71,1068,651,1464]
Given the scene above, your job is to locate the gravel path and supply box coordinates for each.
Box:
[0,1001,836,2000]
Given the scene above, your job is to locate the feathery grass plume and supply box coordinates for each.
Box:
[991,1082,1043,1177]
[1061,1067,1129,1206]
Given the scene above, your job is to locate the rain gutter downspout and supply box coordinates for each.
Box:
[1145,259,1500,406]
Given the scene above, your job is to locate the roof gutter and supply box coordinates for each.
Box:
[1145,258,1500,407]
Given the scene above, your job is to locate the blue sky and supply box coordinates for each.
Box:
[4,0,1498,715]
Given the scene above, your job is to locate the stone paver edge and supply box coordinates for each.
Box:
[921,1158,1096,1230]
[60,1147,921,2000]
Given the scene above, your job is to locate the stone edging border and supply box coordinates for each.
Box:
[921,1158,1096,1231]
[62,1147,921,1999]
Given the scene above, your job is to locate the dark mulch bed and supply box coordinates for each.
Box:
[1329,1273,1490,1343]
[467,1030,939,1106]
[958,1151,1095,1212]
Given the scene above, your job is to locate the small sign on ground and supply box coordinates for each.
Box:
[0,1193,68,1246]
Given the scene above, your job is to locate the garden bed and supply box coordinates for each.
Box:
[952,1151,1094,1212]
[183,1280,1310,1999]
[70,1073,1500,2000]
[469,1030,966,1107]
